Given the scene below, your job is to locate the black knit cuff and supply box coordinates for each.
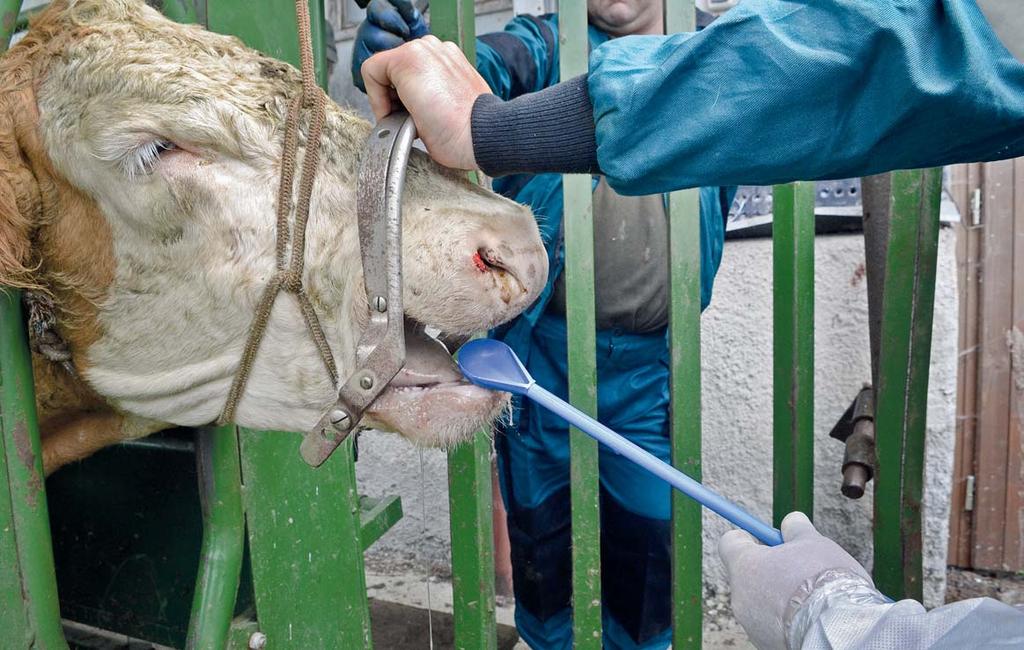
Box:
[471,75,600,177]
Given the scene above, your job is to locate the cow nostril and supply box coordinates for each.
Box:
[472,248,509,275]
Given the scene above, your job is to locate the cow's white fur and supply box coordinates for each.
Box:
[2,0,547,462]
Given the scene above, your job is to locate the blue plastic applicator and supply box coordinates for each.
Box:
[457,338,785,547]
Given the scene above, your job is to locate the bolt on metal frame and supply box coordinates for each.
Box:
[0,0,941,647]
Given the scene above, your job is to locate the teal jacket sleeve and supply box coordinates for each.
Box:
[588,0,1024,195]
[471,0,1024,193]
[475,14,559,100]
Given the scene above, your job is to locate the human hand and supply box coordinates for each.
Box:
[361,36,492,170]
[718,512,873,649]
[351,0,430,92]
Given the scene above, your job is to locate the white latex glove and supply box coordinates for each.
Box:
[718,512,873,650]
[696,0,741,15]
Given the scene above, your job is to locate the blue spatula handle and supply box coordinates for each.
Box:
[526,383,785,547]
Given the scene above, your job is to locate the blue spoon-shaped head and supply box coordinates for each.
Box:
[457,339,534,395]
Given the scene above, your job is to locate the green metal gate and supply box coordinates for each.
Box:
[0,0,941,648]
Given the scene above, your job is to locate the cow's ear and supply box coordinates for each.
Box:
[0,105,39,289]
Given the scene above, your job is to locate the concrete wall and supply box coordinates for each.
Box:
[355,229,960,610]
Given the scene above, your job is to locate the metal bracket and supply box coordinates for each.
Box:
[301,113,417,467]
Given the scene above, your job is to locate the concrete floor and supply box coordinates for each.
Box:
[365,568,755,649]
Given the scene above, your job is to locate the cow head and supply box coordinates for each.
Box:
[0,0,547,447]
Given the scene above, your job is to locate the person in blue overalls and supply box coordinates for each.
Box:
[351,2,733,648]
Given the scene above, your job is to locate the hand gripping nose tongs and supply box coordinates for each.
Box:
[300,113,417,466]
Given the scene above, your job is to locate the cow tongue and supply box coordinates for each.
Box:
[389,319,466,388]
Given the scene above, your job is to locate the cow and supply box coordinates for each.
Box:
[0,0,547,474]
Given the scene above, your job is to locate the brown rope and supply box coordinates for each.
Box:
[219,0,338,425]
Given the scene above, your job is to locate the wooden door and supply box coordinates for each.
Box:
[948,159,1024,572]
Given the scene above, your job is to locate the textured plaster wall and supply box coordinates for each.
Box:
[698,229,959,609]
[355,229,960,610]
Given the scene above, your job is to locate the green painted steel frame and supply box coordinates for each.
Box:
[238,433,373,648]
[185,425,244,650]
[663,4,703,649]
[559,2,603,647]
[431,3,500,647]
[872,168,942,601]
[1,16,62,641]
[0,289,67,649]
[772,182,816,526]
[207,0,327,87]
[2,0,21,50]
[160,0,207,27]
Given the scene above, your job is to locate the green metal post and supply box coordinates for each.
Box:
[447,436,497,650]
[0,289,68,650]
[207,3,372,647]
[872,168,941,602]
[207,0,327,88]
[431,2,498,647]
[772,182,816,526]
[239,432,372,649]
[663,5,703,647]
[186,425,245,650]
[559,3,603,647]
[1,0,21,50]
[160,0,206,27]
[431,0,476,56]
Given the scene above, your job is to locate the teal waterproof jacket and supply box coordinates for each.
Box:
[585,0,1024,195]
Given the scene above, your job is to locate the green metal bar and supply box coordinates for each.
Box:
[872,168,941,602]
[663,4,702,648]
[207,0,327,87]
[447,437,498,650]
[161,0,207,27]
[186,425,245,650]
[359,494,403,551]
[666,190,703,649]
[662,9,704,649]
[0,289,68,650]
[772,182,816,526]
[2,0,23,51]
[239,431,373,648]
[430,0,476,57]
[559,3,602,647]
[431,3,499,648]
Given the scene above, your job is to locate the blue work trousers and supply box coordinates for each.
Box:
[496,313,674,650]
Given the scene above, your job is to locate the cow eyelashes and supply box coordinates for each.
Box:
[121,139,178,178]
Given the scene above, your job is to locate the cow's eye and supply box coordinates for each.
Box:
[122,138,179,178]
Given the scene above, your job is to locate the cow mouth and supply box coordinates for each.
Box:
[363,318,508,446]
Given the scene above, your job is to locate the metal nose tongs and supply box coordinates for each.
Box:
[300,113,416,467]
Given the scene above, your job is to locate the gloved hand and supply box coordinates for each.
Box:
[352,0,429,92]
[696,0,740,15]
[718,512,874,650]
